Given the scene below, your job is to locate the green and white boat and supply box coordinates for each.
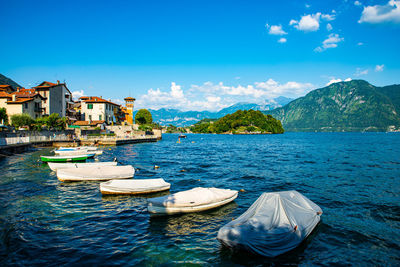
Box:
[40,154,94,162]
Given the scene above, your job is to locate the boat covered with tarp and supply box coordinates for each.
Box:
[100,178,170,195]
[147,187,238,215]
[48,161,117,171]
[57,165,135,181]
[217,190,322,257]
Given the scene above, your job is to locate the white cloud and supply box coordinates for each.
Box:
[290,13,321,32]
[290,11,336,32]
[354,1,362,6]
[357,42,364,46]
[355,68,369,76]
[321,14,336,21]
[327,23,333,31]
[278,37,287,43]
[375,64,385,72]
[266,24,287,35]
[326,78,352,86]
[305,4,311,8]
[314,33,344,52]
[111,99,124,105]
[72,90,85,100]
[136,79,314,111]
[359,0,400,24]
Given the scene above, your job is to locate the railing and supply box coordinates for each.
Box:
[0,135,71,146]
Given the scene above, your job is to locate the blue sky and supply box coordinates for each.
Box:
[1,0,399,111]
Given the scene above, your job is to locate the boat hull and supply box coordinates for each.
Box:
[48,161,117,171]
[147,189,238,215]
[41,155,89,162]
[100,179,170,195]
[57,165,135,182]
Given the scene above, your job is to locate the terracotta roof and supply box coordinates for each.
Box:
[0,91,12,98]
[7,97,34,104]
[124,97,136,101]
[80,96,120,106]
[12,91,46,99]
[73,120,106,126]
[0,85,13,89]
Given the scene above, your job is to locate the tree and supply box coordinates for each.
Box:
[135,109,153,125]
[46,113,67,130]
[10,114,35,129]
[33,117,47,131]
[0,108,8,125]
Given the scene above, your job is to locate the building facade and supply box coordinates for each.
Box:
[34,81,74,119]
[80,96,121,124]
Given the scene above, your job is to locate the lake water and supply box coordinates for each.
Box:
[0,133,399,266]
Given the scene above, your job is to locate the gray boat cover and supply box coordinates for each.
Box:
[217,190,322,257]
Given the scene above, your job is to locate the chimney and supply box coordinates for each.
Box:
[17,87,20,92]
[57,80,60,85]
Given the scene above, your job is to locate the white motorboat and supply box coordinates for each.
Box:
[48,161,117,171]
[147,187,238,215]
[217,190,323,257]
[57,165,135,182]
[100,178,170,195]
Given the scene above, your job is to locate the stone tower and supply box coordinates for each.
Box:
[124,97,135,125]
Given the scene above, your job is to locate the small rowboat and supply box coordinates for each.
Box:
[57,165,135,182]
[54,150,103,156]
[147,187,238,215]
[48,161,117,171]
[58,146,98,151]
[40,154,94,162]
[217,190,322,257]
[100,178,170,195]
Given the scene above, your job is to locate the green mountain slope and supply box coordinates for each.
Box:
[0,73,22,90]
[266,80,400,132]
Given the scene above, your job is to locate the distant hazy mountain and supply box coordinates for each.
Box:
[133,97,293,127]
[266,80,400,132]
[0,73,22,90]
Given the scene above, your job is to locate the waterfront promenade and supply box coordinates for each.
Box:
[0,130,161,156]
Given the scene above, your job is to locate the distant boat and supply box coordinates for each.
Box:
[178,134,186,138]
[47,161,118,171]
[40,154,94,162]
[147,187,238,215]
[100,178,170,195]
[217,190,322,257]
[57,165,135,182]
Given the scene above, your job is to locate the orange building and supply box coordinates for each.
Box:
[124,97,135,125]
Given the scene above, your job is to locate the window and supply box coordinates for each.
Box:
[89,115,92,121]
[87,103,93,109]
[24,103,28,109]
[99,115,102,120]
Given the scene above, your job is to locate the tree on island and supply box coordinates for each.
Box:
[191,110,284,134]
[135,109,153,125]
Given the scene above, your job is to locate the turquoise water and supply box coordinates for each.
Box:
[0,133,399,266]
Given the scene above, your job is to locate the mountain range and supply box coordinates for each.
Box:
[266,80,400,132]
[133,97,293,127]
[0,73,21,90]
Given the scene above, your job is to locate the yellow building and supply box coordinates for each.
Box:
[124,97,135,125]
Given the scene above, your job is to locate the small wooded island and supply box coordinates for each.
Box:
[190,110,284,134]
